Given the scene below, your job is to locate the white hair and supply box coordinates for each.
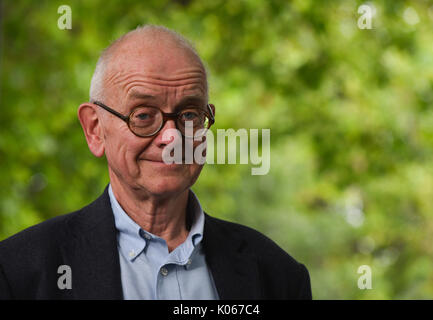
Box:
[89,25,208,102]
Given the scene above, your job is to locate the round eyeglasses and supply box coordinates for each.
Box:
[92,101,215,138]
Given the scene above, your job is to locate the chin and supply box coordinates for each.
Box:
[141,176,192,197]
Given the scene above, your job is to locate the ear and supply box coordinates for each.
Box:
[77,103,105,157]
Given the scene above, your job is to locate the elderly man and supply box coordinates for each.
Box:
[0,25,311,300]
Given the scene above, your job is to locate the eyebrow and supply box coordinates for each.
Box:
[178,95,206,106]
[129,91,158,101]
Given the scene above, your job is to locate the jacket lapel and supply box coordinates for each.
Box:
[203,214,262,299]
[60,187,123,299]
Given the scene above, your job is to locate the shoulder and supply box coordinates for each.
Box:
[205,214,310,279]
[0,187,111,266]
[0,209,81,263]
[204,214,312,299]
[0,209,84,299]
[204,213,299,263]
[0,187,110,259]
[0,188,115,299]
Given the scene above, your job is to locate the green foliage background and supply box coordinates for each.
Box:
[1,0,433,299]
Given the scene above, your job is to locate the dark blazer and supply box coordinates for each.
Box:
[0,187,312,300]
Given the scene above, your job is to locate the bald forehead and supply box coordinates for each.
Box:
[114,28,196,52]
[93,28,208,112]
[106,29,205,75]
[99,30,207,104]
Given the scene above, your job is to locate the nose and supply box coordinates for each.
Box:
[154,119,181,148]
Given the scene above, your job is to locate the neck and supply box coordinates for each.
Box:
[110,178,190,252]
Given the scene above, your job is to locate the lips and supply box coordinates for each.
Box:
[141,152,186,161]
[144,158,164,162]
[141,158,186,164]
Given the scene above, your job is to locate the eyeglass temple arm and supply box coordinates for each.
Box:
[92,101,129,122]
[207,104,215,123]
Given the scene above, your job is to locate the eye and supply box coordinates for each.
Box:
[134,111,155,122]
[180,109,200,122]
[136,112,151,120]
[130,107,160,128]
[182,112,198,120]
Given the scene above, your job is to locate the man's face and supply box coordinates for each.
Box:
[99,39,209,198]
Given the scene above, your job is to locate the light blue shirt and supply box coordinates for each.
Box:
[108,185,219,300]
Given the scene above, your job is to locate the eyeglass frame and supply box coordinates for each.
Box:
[91,100,215,138]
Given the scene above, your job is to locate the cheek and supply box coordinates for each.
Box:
[189,140,206,174]
[105,142,132,175]
[105,131,152,175]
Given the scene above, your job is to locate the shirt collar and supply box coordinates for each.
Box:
[186,189,205,247]
[108,184,205,262]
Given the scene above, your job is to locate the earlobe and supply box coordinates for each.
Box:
[77,103,105,157]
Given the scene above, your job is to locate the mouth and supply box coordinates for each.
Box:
[141,158,185,167]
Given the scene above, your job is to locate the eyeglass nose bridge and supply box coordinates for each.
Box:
[136,111,186,138]
[153,111,182,135]
[161,112,180,123]
[157,104,214,125]
[149,110,209,138]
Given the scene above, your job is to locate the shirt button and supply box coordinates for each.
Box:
[129,250,135,258]
[143,233,151,240]
[160,267,169,276]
